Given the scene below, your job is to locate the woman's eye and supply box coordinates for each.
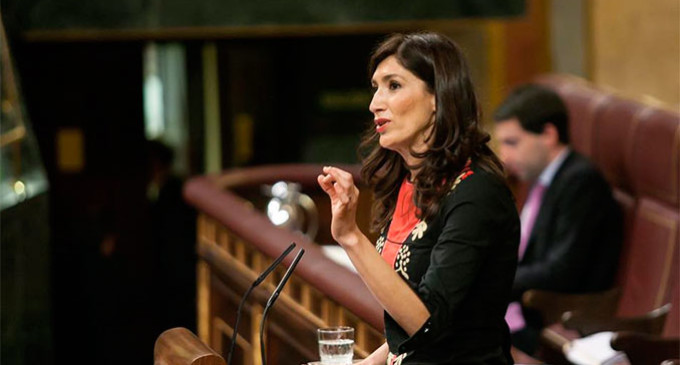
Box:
[389,81,401,90]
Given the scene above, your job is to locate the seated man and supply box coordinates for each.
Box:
[493,84,622,354]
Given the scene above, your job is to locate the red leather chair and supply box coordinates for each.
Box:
[523,75,680,363]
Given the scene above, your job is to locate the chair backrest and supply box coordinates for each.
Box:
[154,327,226,365]
[535,75,680,337]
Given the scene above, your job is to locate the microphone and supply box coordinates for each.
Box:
[259,248,305,365]
[226,242,296,365]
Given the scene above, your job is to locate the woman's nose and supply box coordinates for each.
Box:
[369,90,385,114]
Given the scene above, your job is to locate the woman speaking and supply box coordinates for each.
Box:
[318,32,520,364]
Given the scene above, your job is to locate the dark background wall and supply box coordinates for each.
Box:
[1,2,525,364]
[15,41,153,364]
[9,34,386,364]
[3,0,522,31]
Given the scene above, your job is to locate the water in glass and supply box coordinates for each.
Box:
[317,326,354,364]
[318,338,354,364]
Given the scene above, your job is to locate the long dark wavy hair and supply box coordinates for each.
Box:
[360,32,505,232]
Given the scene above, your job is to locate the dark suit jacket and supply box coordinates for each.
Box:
[513,151,622,300]
[377,163,520,364]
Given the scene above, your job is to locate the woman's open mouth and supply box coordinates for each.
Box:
[375,118,391,133]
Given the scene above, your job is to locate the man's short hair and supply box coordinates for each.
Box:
[493,84,570,144]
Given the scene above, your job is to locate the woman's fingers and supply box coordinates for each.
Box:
[319,166,357,207]
[323,166,354,187]
[317,173,332,191]
[317,174,339,201]
[322,166,354,197]
[328,168,353,202]
[319,166,360,243]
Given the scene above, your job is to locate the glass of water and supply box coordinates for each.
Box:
[317,326,354,364]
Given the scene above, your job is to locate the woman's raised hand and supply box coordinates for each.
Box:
[317,166,361,247]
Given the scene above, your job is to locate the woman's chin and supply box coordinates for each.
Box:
[378,137,412,155]
[378,134,400,148]
[378,138,395,151]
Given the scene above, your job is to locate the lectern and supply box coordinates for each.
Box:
[155,327,226,365]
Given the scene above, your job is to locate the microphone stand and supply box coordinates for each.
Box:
[259,248,305,365]
[226,242,296,365]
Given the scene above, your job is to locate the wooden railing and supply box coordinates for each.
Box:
[184,164,384,365]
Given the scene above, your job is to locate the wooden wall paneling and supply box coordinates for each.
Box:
[501,0,551,89]
[589,0,680,107]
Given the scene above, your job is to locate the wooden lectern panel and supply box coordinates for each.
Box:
[155,327,226,365]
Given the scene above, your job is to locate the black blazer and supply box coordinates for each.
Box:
[513,151,622,299]
[376,163,520,364]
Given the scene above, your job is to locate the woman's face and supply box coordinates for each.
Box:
[369,56,436,160]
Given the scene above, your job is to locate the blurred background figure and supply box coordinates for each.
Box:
[146,139,197,334]
[493,84,622,354]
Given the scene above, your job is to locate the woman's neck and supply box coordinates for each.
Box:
[396,154,421,183]
[393,139,430,182]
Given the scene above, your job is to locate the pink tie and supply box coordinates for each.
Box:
[506,182,547,332]
[518,182,547,260]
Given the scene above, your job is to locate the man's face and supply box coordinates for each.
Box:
[494,118,551,182]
